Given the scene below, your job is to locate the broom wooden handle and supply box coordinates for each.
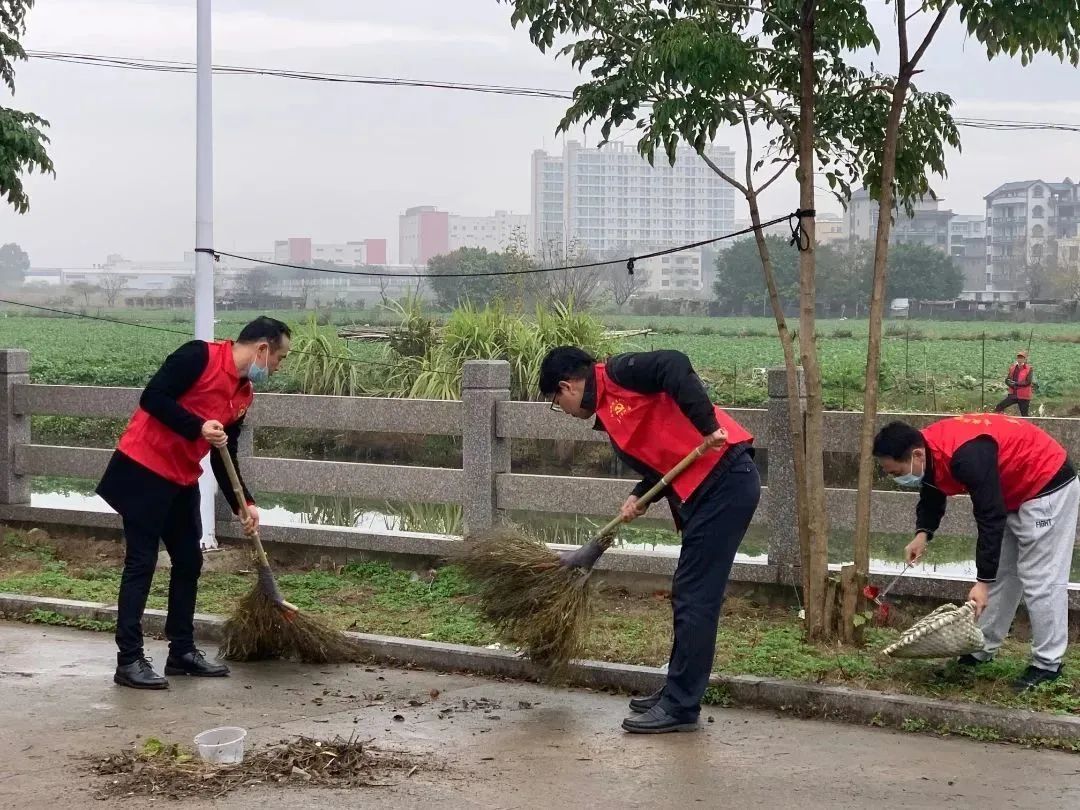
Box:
[594,439,714,544]
[214,445,298,613]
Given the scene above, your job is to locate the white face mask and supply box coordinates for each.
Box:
[247,347,269,384]
[892,456,923,488]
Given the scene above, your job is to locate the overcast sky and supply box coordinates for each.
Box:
[2,0,1078,267]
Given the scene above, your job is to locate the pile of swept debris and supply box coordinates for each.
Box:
[89,735,427,800]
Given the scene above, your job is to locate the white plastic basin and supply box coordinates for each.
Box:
[193,726,247,764]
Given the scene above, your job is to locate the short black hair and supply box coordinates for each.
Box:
[237,316,291,349]
[872,421,925,461]
[538,346,596,397]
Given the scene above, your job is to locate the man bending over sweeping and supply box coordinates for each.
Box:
[540,347,760,733]
[96,316,291,689]
[873,414,1077,691]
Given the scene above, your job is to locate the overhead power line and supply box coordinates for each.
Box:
[26,49,1080,134]
[199,212,803,279]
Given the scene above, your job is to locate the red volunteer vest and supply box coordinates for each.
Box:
[922,413,1066,510]
[593,363,753,501]
[117,341,253,486]
[1008,363,1034,400]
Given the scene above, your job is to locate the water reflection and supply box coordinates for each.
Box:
[29,487,1078,583]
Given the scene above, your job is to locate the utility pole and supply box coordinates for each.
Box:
[195,0,217,550]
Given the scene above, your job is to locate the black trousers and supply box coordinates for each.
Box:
[658,452,761,721]
[115,485,203,665]
[994,395,1030,416]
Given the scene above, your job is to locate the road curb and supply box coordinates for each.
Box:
[2,591,1077,745]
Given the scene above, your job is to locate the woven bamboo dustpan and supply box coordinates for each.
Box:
[882,601,985,659]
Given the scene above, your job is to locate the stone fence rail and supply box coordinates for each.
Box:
[1,350,1077,607]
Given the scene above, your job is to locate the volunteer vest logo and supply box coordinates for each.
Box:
[608,400,632,422]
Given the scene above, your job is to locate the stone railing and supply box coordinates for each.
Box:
[1,349,1078,606]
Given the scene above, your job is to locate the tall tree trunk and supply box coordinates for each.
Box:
[850,76,914,640]
[797,0,830,639]
[747,201,811,577]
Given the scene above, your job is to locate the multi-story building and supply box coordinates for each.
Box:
[637,250,705,297]
[274,237,387,267]
[948,215,988,291]
[531,149,565,254]
[399,206,529,266]
[846,188,953,251]
[984,178,1080,291]
[816,212,849,244]
[449,210,529,254]
[530,139,737,259]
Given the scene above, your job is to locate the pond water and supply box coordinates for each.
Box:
[30,485,1023,581]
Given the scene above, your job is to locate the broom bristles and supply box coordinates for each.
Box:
[460,527,595,673]
[219,570,365,664]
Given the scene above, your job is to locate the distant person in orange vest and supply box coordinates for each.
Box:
[540,346,759,733]
[995,350,1036,416]
[96,317,291,690]
[873,414,1077,691]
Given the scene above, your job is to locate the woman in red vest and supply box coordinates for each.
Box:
[540,346,760,733]
[96,317,291,689]
[994,349,1036,416]
[873,414,1077,690]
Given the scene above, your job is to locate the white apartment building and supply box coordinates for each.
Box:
[399,206,529,266]
[531,149,565,253]
[984,178,1080,290]
[948,215,988,291]
[531,140,737,259]
[637,250,705,297]
[449,210,530,254]
[846,188,953,251]
[816,212,849,244]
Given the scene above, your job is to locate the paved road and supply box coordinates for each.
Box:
[0,622,1077,809]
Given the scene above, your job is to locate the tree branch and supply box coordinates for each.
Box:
[758,157,796,194]
[908,1,955,71]
[712,3,799,36]
[702,152,748,195]
[741,101,756,192]
[897,0,909,66]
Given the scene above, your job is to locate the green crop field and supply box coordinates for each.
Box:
[0,309,1077,414]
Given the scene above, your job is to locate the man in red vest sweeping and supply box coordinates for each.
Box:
[994,349,1036,416]
[540,347,760,733]
[97,316,291,689]
[873,414,1077,690]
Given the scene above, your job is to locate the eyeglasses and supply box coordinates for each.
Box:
[549,392,562,412]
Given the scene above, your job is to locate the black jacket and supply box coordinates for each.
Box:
[582,350,753,520]
[915,437,1075,582]
[97,341,252,531]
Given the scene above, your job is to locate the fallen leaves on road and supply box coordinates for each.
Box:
[88,735,429,800]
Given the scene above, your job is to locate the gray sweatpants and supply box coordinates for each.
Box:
[972,477,1079,670]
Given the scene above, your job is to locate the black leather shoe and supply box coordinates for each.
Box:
[621,704,699,734]
[629,687,664,714]
[165,649,230,678]
[114,657,168,690]
[1012,664,1061,692]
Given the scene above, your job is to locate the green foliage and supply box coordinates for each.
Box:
[714,239,961,310]
[886,244,964,301]
[0,241,29,284]
[957,0,1080,67]
[380,299,608,401]
[286,315,375,396]
[500,1,955,213]
[714,236,799,309]
[0,1,54,214]
[426,248,510,310]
